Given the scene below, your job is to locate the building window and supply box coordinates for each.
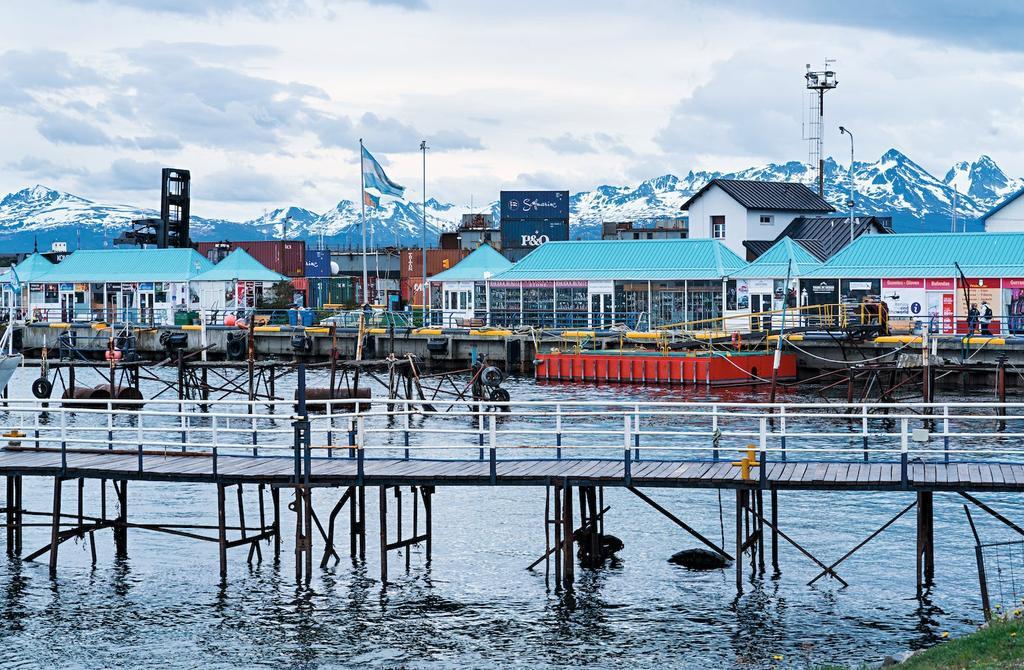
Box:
[759,214,774,225]
[711,215,726,239]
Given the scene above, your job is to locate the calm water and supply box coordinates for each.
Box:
[0,365,1019,669]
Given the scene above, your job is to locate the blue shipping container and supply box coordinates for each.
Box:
[500,218,570,250]
[499,191,570,220]
[304,249,331,277]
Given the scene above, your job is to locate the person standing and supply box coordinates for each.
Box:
[980,301,994,335]
[967,303,980,335]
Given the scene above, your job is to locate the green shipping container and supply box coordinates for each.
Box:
[308,277,356,309]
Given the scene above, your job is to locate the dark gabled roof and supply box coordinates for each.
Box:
[741,240,775,260]
[680,179,835,213]
[775,215,893,261]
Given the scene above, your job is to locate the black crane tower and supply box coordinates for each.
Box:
[115,168,191,248]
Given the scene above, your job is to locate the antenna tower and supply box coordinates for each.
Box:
[804,60,838,195]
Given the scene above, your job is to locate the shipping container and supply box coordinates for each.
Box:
[500,218,570,251]
[499,190,569,220]
[399,249,469,280]
[306,276,353,309]
[399,249,470,306]
[195,240,307,277]
[304,249,331,278]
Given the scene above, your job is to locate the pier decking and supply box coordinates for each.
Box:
[0,450,1022,492]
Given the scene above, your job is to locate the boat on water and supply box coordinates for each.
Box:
[0,265,22,392]
[0,350,19,393]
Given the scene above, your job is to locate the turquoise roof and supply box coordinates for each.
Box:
[429,244,513,282]
[193,248,288,282]
[0,253,54,284]
[802,232,1024,279]
[737,238,821,278]
[489,239,745,281]
[36,248,215,283]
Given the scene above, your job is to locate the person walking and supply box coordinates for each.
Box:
[967,303,980,335]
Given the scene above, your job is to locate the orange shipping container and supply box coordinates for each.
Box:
[400,249,469,280]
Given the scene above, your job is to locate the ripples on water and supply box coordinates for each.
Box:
[0,368,1019,669]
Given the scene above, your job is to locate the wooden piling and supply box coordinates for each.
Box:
[5,476,13,555]
[217,483,228,579]
[562,480,574,590]
[553,484,562,590]
[271,486,281,561]
[379,486,388,584]
[114,480,127,559]
[735,489,743,593]
[49,478,63,577]
[770,489,779,573]
[916,491,934,595]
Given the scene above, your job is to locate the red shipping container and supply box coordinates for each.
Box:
[196,240,307,277]
[399,249,469,280]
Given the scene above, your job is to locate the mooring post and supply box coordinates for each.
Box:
[755,489,766,574]
[735,489,743,593]
[997,355,1007,429]
[358,485,366,559]
[303,486,313,583]
[49,478,63,577]
[114,480,128,559]
[379,486,389,584]
[217,483,228,579]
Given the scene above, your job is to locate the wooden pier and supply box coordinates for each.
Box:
[3,376,1024,600]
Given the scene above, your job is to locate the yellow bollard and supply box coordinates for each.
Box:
[731,445,761,480]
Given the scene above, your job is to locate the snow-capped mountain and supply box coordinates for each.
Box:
[0,149,1019,250]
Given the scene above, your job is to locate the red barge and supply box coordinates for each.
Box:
[534,350,796,385]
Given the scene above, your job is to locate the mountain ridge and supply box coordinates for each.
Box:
[0,149,1018,250]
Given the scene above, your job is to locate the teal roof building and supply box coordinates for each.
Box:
[736,238,821,278]
[489,239,745,281]
[36,248,215,283]
[193,248,288,282]
[429,244,513,283]
[0,253,55,284]
[802,232,1024,279]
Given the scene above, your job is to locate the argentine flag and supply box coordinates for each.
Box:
[362,145,405,206]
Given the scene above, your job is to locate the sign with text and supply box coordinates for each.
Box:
[500,190,569,220]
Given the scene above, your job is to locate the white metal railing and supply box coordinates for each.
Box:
[1,397,1024,481]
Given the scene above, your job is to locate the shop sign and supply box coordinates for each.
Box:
[926,278,955,290]
[59,283,74,292]
[139,282,154,291]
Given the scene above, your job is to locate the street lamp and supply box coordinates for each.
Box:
[839,126,855,243]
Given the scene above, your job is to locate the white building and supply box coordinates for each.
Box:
[983,188,1024,232]
[680,179,834,258]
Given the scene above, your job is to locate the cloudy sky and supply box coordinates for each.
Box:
[2,0,1023,220]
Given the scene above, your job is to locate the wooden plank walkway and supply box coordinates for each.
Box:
[2,448,1024,492]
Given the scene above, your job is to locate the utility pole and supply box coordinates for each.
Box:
[839,126,855,243]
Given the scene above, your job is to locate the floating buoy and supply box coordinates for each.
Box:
[224,314,237,327]
[104,349,123,361]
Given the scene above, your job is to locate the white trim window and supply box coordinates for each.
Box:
[759,214,774,225]
[711,215,726,239]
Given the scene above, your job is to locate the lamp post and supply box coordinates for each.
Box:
[420,140,429,326]
[839,126,855,243]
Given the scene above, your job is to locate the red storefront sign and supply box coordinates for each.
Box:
[925,278,955,290]
[881,278,924,289]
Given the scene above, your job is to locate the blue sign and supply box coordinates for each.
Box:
[304,250,331,278]
[139,282,154,291]
[500,191,569,220]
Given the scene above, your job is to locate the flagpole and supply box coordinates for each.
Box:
[360,138,368,304]
[420,140,428,325]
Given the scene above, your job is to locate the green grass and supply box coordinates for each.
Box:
[899,618,1024,669]
[816,619,1024,669]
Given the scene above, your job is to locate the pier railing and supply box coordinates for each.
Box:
[1,397,1024,481]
